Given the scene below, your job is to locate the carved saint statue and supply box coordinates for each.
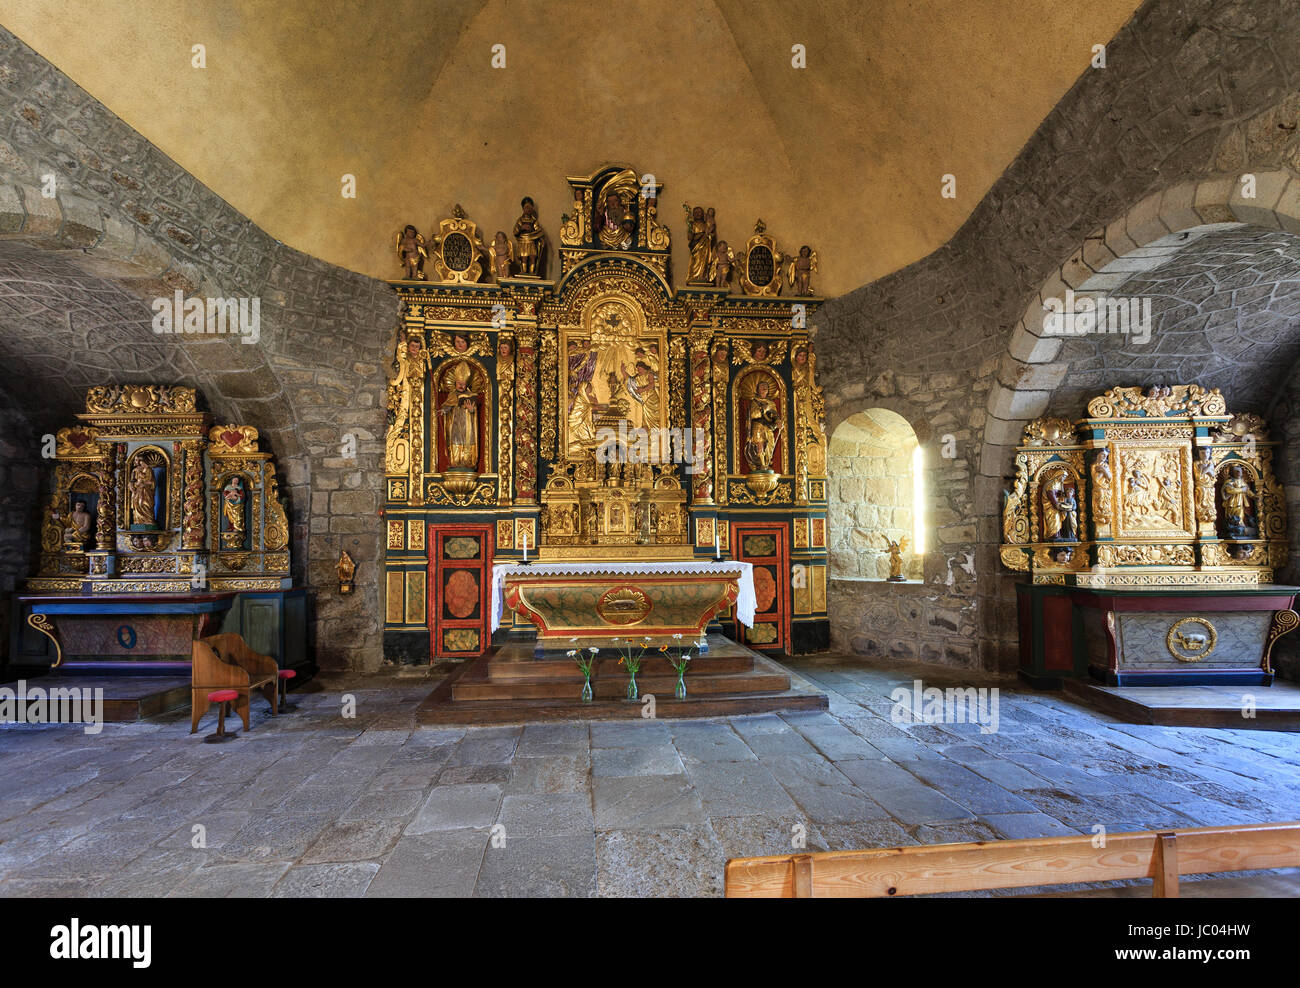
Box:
[1221,463,1256,538]
[684,204,715,284]
[129,455,159,528]
[512,197,547,277]
[395,225,428,280]
[440,362,481,471]
[744,376,781,473]
[1090,448,1112,530]
[61,498,94,547]
[1042,474,1078,542]
[1194,445,1216,523]
[488,231,514,280]
[787,245,819,296]
[387,335,433,441]
[599,190,635,250]
[221,476,247,545]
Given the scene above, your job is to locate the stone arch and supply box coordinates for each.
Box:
[0,31,400,670]
[981,168,1300,485]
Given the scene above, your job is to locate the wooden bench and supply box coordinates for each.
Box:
[190,632,279,734]
[724,821,1300,898]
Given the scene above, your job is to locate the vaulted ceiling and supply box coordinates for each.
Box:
[0,0,1142,296]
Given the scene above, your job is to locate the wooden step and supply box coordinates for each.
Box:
[487,653,754,680]
[454,669,790,701]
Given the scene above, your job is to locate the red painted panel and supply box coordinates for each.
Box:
[730,521,790,653]
[428,523,494,660]
[1042,595,1074,671]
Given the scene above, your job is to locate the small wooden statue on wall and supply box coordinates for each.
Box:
[513,197,547,278]
[886,537,909,581]
[338,549,356,595]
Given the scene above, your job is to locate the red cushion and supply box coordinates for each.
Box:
[207,689,239,703]
[278,669,297,680]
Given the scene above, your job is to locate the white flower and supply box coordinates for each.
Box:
[587,647,599,656]
[673,633,683,640]
[565,649,577,658]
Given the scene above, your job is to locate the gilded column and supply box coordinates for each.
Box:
[710,335,729,506]
[539,329,558,461]
[407,310,427,507]
[687,327,714,504]
[182,439,205,548]
[497,332,515,505]
[95,446,117,551]
[514,325,539,502]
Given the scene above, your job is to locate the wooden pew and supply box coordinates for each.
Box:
[724,821,1300,898]
[190,633,279,734]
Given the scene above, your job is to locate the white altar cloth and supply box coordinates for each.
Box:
[491,560,756,632]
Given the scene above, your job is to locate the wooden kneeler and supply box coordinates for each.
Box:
[190,633,279,734]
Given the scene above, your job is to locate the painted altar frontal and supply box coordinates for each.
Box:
[383,163,830,661]
[1001,385,1299,686]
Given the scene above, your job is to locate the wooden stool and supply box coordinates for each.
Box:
[203,689,240,743]
[277,669,298,713]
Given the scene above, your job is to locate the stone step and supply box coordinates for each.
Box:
[486,653,754,680]
[454,669,790,701]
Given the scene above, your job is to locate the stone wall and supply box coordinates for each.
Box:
[829,578,978,668]
[813,0,1300,672]
[0,28,398,672]
[0,390,38,664]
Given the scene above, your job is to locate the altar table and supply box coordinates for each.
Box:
[492,560,756,643]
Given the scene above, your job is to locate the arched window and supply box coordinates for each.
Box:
[827,408,923,580]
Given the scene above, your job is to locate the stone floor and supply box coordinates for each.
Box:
[2,654,1299,897]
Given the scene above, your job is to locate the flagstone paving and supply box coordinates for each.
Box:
[2,656,1299,897]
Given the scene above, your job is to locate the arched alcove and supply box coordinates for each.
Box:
[827,407,923,580]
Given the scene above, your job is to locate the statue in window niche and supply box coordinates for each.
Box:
[599,189,635,250]
[129,454,162,528]
[221,476,247,548]
[395,225,428,280]
[886,537,909,581]
[60,498,94,549]
[489,231,514,280]
[684,204,716,284]
[512,197,547,277]
[787,245,819,296]
[1220,463,1258,538]
[1042,474,1078,542]
[440,362,481,470]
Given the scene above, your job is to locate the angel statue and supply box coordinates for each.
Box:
[395,224,427,280]
[885,537,909,581]
[787,244,818,296]
[710,240,735,290]
[741,373,783,473]
[488,231,514,281]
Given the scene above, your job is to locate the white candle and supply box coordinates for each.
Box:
[523,530,529,563]
[714,527,720,560]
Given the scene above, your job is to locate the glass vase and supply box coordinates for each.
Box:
[675,670,687,700]
[581,676,593,702]
[626,672,638,701]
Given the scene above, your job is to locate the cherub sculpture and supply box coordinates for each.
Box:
[710,240,734,290]
[395,224,428,280]
[488,231,514,281]
[787,244,818,296]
